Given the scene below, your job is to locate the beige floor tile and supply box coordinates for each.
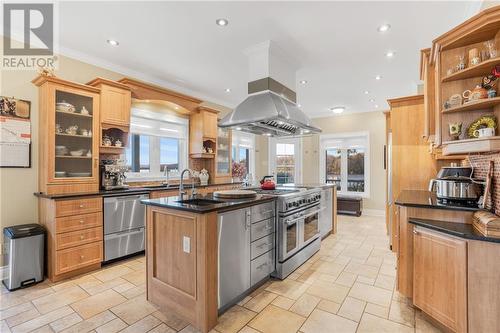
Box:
[364,303,389,319]
[32,286,89,314]
[344,262,379,279]
[249,281,272,297]
[379,263,397,277]
[178,325,202,333]
[388,300,415,327]
[364,256,384,268]
[121,270,146,286]
[215,305,257,333]
[1,320,12,333]
[148,323,176,333]
[237,326,260,333]
[30,325,53,333]
[248,305,305,333]
[119,315,161,333]
[374,274,396,291]
[80,277,129,296]
[243,291,277,313]
[335,271,357,288]
[112,282,136,294]
[289,293,320,317]
[19,285,55,302]
[5,308,41,327]
[152,310,189,331]
[265,280,309,300]
[109,295,157,324]
[59,310,117,333]
[236,296,252,306]
[49,313,83,332]
[95,317,128,333]
[316,299,340,314]
[71,289,126,319]
[93,265,135,283]
[271,296,295,310]
[0,294,28,311]
[0,302,34,320]
[119,284,146,299]
[300,309,357,333]
[337,297,366,322]
[306,283,349,304]
[10,306,74,333]
[348,282,392,307]
[357,313,414,333]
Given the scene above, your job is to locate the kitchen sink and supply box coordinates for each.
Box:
[176,198,225,206]
[142,184,175,189]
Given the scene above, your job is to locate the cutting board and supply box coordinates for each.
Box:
[213,190,257,199]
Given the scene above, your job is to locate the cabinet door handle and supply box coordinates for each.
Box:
[79,204,84,208]
[80,255,85,260]
[80,235,85,240]
[79,220,84,224]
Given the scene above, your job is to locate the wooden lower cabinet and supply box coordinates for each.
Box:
[413,227,467,333]
[40,196,103,282]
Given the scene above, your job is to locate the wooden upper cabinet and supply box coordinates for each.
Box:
[190,107,219,157]
[413,227,467,333]
[32,76,101,195]
[87,78,131,126]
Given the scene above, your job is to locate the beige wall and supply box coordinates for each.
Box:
[254,111,386,211]
[0,51,229,263]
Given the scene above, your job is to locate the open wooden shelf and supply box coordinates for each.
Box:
[190,153,215,159]
[56,133,92,139]
[100,146,125,155]
[442,57,500,82]
[442,136,500,155]
[55,155,92,159]
[441,97,500,114]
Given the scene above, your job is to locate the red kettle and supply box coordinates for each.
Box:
[260,176,276,190]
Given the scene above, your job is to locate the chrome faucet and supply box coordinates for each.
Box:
[179,168,197,200]
[162,166,169,185]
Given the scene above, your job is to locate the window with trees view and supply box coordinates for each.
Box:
[321,133,369,197]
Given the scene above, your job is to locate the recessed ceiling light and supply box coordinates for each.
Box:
[330,106,345,114]
[374,104,379,108]
[299,80,307,85]
[369,98,375,102]
[235,127,242,131]
[364,90,369,95]
[225,88,231,92]
[297,103,302,107]
[107,39,119,47]
[264,133,272,136]
[216,18,229,26]
[375,75,382,80]
[377,24,391,33]
[302,129,310,134]
[385,51,395,58]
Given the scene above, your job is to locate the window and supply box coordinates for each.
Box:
[125,108,188,180]
[232,131,255,181]
[269,138,302,185]
[320,132,370,197]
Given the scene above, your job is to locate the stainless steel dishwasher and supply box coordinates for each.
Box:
[103,194,148,262]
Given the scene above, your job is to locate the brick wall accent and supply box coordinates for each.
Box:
[464,153,500,213]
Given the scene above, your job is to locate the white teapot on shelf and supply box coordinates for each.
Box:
[199,169,209,186]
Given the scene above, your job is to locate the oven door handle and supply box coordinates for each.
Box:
[284,208,322,225]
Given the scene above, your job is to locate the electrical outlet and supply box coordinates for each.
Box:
[183,236,190,254]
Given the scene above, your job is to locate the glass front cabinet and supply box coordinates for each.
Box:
[33,76,100,194]
[216,127,232,179]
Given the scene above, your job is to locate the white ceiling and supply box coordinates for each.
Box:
[58,1,481,117]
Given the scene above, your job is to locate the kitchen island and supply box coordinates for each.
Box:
[140,193,276,333]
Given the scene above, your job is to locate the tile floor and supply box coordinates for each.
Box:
[0,215,443,333]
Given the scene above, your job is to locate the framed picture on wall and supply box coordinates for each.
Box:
[0,96,32,168]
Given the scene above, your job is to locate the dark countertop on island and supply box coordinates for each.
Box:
[34,181,243,199]
[409,218,500,244]
[141,193,276,213]
[395,190,480,212]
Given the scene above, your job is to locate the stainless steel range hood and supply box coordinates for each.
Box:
[219,41,321,137]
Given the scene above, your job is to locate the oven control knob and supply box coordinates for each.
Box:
[287,202,293,208]
[293,201,299,207]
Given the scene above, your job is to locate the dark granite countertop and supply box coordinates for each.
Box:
[283,183,336,189]
[141,193,276,213]
[34,181,243,199]
[395,190,480,212]
[409,218,500,244]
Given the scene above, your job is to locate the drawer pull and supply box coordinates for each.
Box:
[79,204,84,208]
[80,255,85,260]
[257,262,268,270]
[79,220,84,224]
[80,235,84,240]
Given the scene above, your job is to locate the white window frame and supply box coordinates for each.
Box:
[268,137,303,185]
[125,112,189,181]
[319,131,370,198]
[232,131,256,179]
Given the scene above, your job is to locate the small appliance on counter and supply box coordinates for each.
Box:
[428,165,484,207]
[100,159,129,190]
[260,175,276,190]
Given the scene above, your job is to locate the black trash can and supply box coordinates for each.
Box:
[3,224,45,291]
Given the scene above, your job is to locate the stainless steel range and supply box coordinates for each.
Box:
[251,187,322,279]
